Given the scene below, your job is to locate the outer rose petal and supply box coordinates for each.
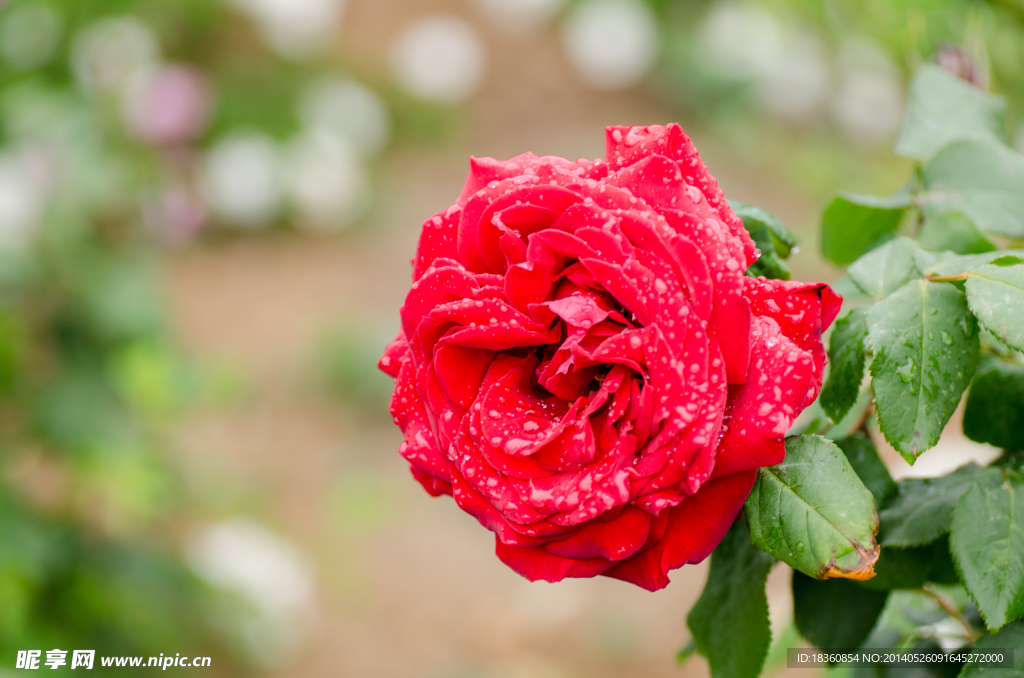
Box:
[413,206,462,280]
[543,505,652,561]
[743,277,842,402]
[410,466,452,497]
[378,334,407,379]
[711,317,816,479]
[391,357,453,487]
[495,540,612,582]
[605,124,756,265]
[602,470,756,591]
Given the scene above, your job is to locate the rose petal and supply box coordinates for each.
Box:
[400,263,479,340]
[391,358,452,485]
[605,124,755,265]
[433,344,495,411]
[543,505,652,561]
[479,365,572,456]
[712,316,816,479]
[601,470,756,591]
[413,206,463,280]
[744,277,842,401]
[495,539,612,582]
[378,333,407,379]
[410,466,452,497]
[477,184,582,272]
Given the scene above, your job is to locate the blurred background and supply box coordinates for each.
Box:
[0,0,1021,675]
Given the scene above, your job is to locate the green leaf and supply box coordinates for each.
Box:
[922,250,1024,277]
[965,262,1024,353]
[821,194,910,267]
[848,237,919,300]
[824,387,874,441]
[729,200,799,258]
[730,200,798,280]
[997,450,1024,473]
[677,638,698,665]
[687,520,773,678]
[867,280,980,463]
[748,257,790,281]
[820,308,869,423]
[746,245,791,281]
[920,139,1024,239]
[857,538,959,591]
[763,623,800,673]
[959,619,1024,678]
[918,212,997,255]
[895,64,1007,161]
[950,479,1024,630]
[835,433,897,507]
[745,435,880,580]
[963,362,1024,450]
[793,570,889,649]
[879,463,1003,547]
[831,273,871,302]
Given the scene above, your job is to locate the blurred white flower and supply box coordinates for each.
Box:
[702,2,783,79]
[298,78,390,156]
[0,151,45,250]
[832,72,903,143]
[562,0,659,91]
[831,39,904,143]
[0,3,62,71]
[202,132,282,228]
[390,16,486,104]
[758,31,829,121]
[702,2,830,121]
[70,16,159,94]
[187,519,314,663]
[472,0,566,36]
[229,0,346,60]
[284,128,369,230]
[122,65,212,146]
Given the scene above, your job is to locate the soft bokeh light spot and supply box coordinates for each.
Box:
[202,132,282,228]
[702,2,830,121]
[228,0,347,60]
[122,65,212,146]
[831,40,905,143]
[187,519,314,664]
[0,151,44,250]
[390,16,486,104]
[284,128,369,230]
[562,0,658,90]
[71,16,159,94]
[299,78,391,156]
[472,0,566,36]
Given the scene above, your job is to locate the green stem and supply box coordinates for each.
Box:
[921,584,980,644]
[926,273,970,283]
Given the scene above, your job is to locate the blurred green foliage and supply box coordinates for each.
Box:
[656,0,1024,118]
[0,0,277,671]
[315,327,396,418]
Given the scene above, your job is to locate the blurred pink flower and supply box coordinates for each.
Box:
[123,65,212,146]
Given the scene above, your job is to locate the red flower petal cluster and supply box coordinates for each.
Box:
[380,124,841,590]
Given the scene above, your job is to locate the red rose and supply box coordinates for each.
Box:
[379,124,841,591]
